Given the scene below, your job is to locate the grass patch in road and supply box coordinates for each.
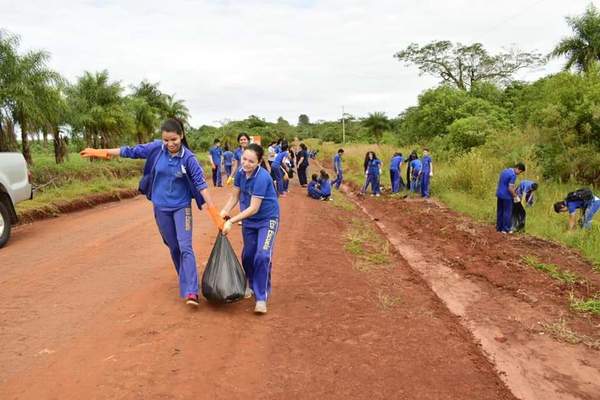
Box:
[522,255,580,285]
[376,289,402,311]
[329,194,356,212]
[344,219,390,272]
[570,294,600,316]
[540,318,600,349]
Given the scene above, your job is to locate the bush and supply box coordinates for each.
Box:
[447,116,493,152]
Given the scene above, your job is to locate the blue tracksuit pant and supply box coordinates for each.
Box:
[363,174,381,195]
[332,171,343,189]
[154,206,198,298]
[212,164,222,187]
[272,165,285,195]
[410,173,421,193]
[241,219,278,301]
[582,198,600,228]
[308,187,323,199]
[421,172,431,197]
[225,164,232,178]
[390,169,401,193]
[496,198,513,232]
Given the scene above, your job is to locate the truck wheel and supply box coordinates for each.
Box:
[0,201,11,248]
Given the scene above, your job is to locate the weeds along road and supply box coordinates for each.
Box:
[2,184,517,400]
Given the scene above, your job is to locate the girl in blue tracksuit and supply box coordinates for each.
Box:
[318,169,332,200]
[222,145,234,180]
[307,174,322,199]
[209,139,223,187]
[271,142,289,196]
[409,158,422,193]
[331,149,344,189]
[420,148,433,198]
[220,144,280,314]
[389,152,404,193]
[80,118,221,307]
[362,151,382,196]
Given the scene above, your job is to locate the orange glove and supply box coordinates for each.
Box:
[80,148,110,159]
[206,204,225,231]
[226,176,234,185]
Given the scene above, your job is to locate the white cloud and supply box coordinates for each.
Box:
[1,0,593,126]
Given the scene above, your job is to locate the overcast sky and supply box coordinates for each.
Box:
[1,0,595,126]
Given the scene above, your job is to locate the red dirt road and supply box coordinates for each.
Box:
[2,186,517,399]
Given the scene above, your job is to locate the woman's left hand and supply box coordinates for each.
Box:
[222,220,233,235]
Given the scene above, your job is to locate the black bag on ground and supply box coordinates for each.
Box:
[202,233,246,303]
[565,188,594,203]
[511,202,526,232]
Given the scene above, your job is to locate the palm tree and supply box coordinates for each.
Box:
[67,70,131,148]
[550,4,600,72]
[362,112,390,143]
[163,94,190,124]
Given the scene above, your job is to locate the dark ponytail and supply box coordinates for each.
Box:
[161,118,189,148]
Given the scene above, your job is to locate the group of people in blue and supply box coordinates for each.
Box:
[80,120,279,315]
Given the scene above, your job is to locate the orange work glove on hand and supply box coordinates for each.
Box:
[226,176,234,186]
[206,205,225,231]
[80,148,110,159]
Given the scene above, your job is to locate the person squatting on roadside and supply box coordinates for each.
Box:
[220,143,280,314]
[79,118,223,307]
[420,148,433,198]
[495,162,526,234]
[389,152,404,193]
[331,148,344,190]
[209,138,223,187]
[553,188,600,230]
[362,151,382,196]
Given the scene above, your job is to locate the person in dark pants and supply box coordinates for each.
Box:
[209,139,223,187]
[405,150,418,188]
[296,143,309,187]
[496,162,526,233]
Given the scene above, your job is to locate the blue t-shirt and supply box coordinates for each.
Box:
[334,154,343,172]
[390,155,403,171]
[272,150,289,168]
[421,155,432,173]
[566,200,586,214]
[320,179,332,196]
[223,151,234,166]
[152,150,192,209]
[235,166,280,227]
[234,147,244,163]
[496,168,517,199]
[516,180,535,197]
[307,180,319,194]
[410,159,422,175]
[209,146,223,165]
[367,159,382,176]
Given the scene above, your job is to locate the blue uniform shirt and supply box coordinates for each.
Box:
[209,146,223,165]
[334,154,343,172]
[567,200,586,214]
[235,166,280,227]
[272,150,289,168]
[421,155,432,173]
[234,147,244,163]
[390,155,403,171]
[367,159,382,176]
[307,180,318,193]
[320,179,332,196]
[410,159,422,175]
[152,149,193,209]
[516,180,535,197]
[496,168,517,199]
[223,151,234,166]
[275,145,282,154]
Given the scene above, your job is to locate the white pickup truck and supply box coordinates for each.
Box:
[0,152,33,247]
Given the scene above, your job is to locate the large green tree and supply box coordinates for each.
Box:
[550,4,600,72]
[362,112,390,143]
[394,41,542,91]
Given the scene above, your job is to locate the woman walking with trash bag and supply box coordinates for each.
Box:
[220,143,280,314]
[80,118,223,307]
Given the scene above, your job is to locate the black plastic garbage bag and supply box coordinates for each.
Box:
[511,202,526,232]
[202,233,246,303]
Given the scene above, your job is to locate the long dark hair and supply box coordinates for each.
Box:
[161,118,189,148]
[237,132,251,144]
[246,143,264,160]
[363,151,377,171]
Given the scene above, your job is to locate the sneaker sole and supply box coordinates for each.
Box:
[186,300,199,307]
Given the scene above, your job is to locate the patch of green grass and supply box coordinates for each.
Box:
[570,294,600,316]
[522,255,580,285]
[330,194,356,211]
[343,219,391,272]
[540,318,600,349]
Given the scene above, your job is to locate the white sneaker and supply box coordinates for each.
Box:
[254,301,267,314]
[244,287,254,299]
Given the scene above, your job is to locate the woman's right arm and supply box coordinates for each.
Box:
[80,148,121,159]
